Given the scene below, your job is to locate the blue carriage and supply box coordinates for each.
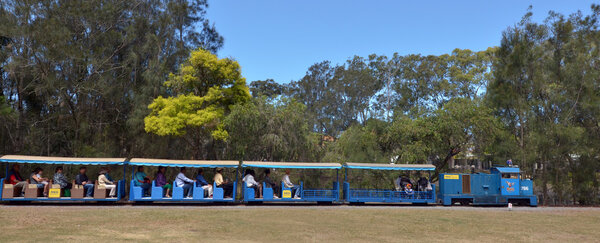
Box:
[128,158,240,202]
[241,161,342,203]
[0,155,126,202]
[343,163,437,204]
[439,166,537,206]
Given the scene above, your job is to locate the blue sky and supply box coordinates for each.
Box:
[206,1,595,84]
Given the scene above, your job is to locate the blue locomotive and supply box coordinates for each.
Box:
[439,166,537,206]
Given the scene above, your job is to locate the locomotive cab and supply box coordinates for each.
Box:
[491,167,520,196]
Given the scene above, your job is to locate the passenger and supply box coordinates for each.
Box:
[53,166,72,190]
[243,169,261,198]
[98,169,116,197]
[175,168,195,198]
[214,168,233,198]
[75,167,94,197]
[263,169,279,198]
[195,168,213,198]
[155,166,172,198]
[134,166,151,197]
[405,183,414,197]
[7,164,28,196]
[30,167,49,197]
[400,175,412,190]
[282,169,300,199]
[417,177,430,191]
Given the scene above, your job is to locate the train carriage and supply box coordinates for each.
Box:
[241,161,342,203]
[343,163,437,204]
[128,158,240,202]
[0,155,126,202]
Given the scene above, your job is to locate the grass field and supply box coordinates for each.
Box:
[1,206,599,242]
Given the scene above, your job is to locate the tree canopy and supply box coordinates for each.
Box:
[145,48,250,159]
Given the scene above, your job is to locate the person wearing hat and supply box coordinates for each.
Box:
[98,169,116,197]
[214,167,233,198]
[404,183,414,197]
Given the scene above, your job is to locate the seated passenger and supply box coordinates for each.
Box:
[134,166,151,197]
[175,168,195,198]
[155,166,172,198]
[263,169,279,198]
[30,167,49,197]
[98,169,116,197]
[75,167,94,197]
[214,168,233,198]
[282,169,300,199]
[243,169,261,198]
[405,183,414,196]
[53,166,72,190]
[400,175,412,190]
[417,177,430,191]
[195,168,213,198]
[7,164,28,196]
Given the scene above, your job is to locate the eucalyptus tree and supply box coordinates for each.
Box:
[0,0,223,158]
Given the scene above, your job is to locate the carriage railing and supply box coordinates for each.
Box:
[302,189,338,200]
[349,187,435,201]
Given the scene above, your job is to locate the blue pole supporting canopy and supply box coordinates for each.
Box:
[242,161,342,169]
[0,155,126,165]
[344,162,435,171]
[129,158,239,168]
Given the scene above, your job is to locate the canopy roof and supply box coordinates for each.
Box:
[491,167,521,173]
[344,162,435,171]
[242,161,342,169]
[0,155,126,165]
[129,158,239,168]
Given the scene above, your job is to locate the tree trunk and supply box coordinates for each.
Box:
[431,148,460,182]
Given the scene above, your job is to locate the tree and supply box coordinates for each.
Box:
[386,98,504,181]
[249,79,285,98]
[224,97,317,162]
[487,6,600,204]
[333,56,383,125]
[0,0,223,158]
[322,119,389,163]
[144,48,250,159]
[287,61,342,136]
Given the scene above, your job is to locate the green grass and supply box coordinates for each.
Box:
[1,206,599,242]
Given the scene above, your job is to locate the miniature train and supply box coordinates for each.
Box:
[0,155,537,206]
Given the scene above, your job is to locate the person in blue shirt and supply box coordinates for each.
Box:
[175,168,195,198]
[195,168,213,197]
[75,167,94,197]
[134,166,151,197]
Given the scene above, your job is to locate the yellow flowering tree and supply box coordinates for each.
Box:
[144,49,250,159]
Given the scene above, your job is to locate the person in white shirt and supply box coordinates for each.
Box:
[243,169,262,198]
[98,170,116,197]
[175,168,195,198]
[282,169,301,198]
